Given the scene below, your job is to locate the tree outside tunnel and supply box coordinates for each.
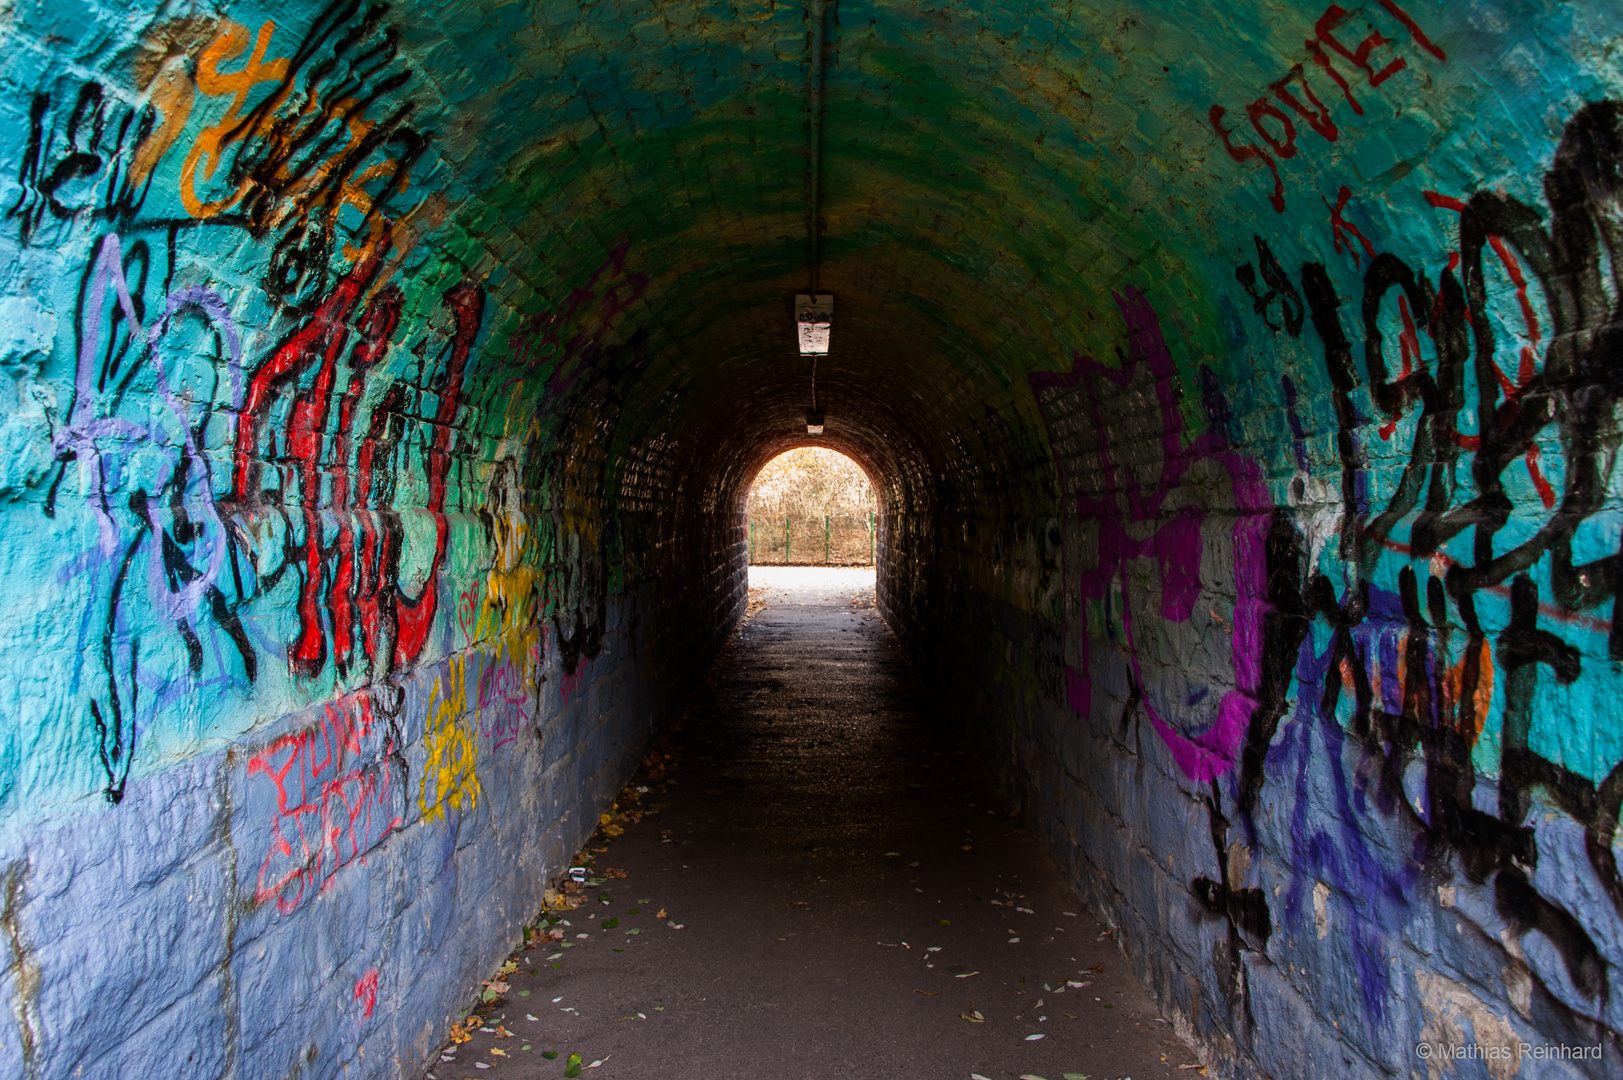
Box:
[745,447,876,565]
[0,1,1620,1078]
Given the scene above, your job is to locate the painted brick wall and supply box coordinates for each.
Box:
[877,8,1623,1076]
[2,1,1622,1078]
[0,2,744,1076]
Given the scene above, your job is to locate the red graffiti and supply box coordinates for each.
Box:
[1424,189,1557,507]
[394,281,484,664]
[232,249,484,679]
[1209,1,1446,210]
[247,693,403,914]
[353,968,379,1021]
[558,662,587,706]
[1327,185,1376,268]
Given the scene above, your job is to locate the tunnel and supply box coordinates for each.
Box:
[0,0,1621,1076]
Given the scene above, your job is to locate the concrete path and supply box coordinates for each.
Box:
[424,567,1200,1080]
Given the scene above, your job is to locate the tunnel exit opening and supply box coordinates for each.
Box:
[744,446,876,567]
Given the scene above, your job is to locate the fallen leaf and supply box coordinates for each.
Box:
[1062,1012,1077,1019]
[564,1052,583,1077]
[655,909,667,919]
[1025,1032,1046,1040]
[490,1048,508,1057]
[1064,1074,1092,1079]
[541,1050,558,1059]
[955,971,980,979]
[526,1014,540,1021]
[1082,964,1104,974]
[1020,1074,1049,1079]
[959,1011,985,1023]
[494,1026,512,1038]
[914,990,940,996]
[625,928,642,935]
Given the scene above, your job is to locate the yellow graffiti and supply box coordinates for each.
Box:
[474,460,545,686]
[419,656,481,823]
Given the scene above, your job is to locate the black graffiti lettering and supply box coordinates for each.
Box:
[1234,234,1304,334]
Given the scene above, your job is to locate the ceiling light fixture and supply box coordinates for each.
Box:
[797,294,832,435]
[795,293,833,354]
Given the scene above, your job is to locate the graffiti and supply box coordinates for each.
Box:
[1038,100,1623,1030]
[6,70,192,246]
[54,232,253,802]
[353,968,379,1023]
[1209,1,1446,211]
[419,656,480,823]
[514,239,649,677]
[475,656,531,751]
[1031,287,1278,784]
[230,241,485,682]
[180,0,427,308]
[8,2,425,311]
[558,661,589,706]
[1237,101,1621,1015]
[247,691,405,915]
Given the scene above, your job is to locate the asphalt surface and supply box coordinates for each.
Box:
[424,566,1201,1080]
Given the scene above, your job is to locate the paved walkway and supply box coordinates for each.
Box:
[424,567,1200,1080]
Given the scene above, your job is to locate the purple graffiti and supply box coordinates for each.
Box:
[1032,287,1273,782]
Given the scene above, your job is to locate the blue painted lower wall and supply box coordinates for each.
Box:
[0,579,736,1080]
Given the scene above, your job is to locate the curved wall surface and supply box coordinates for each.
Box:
[0,1,1618,1077]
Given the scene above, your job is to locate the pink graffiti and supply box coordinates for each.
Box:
[558,661,588,706]
[476,656,530,750]
[1032,287,1272,782]
[247,692,404,914]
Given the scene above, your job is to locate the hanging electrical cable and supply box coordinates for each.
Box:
[798,0,832,436]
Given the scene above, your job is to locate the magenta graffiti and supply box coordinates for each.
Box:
[247,692,405,914]
[1032,287,1273,782]
[558,661,588,706]
[476,657,531,750]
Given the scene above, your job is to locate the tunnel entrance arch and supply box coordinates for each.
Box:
[745,447,877,566]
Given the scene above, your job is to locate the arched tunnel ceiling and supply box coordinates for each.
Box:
[3,0,1618,804]
[413,0,1623,515]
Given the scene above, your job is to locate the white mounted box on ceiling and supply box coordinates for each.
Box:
[796,294,833,354]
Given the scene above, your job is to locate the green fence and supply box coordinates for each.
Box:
[748,513,875,565]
